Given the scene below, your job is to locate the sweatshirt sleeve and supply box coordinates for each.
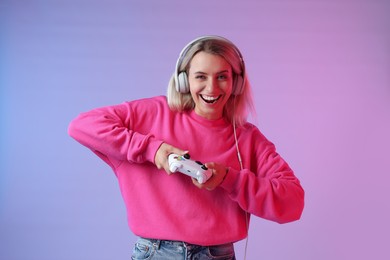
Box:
[220,129,304,224]
[68,101,164,166]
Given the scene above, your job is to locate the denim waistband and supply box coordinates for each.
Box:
[140,237,232,250]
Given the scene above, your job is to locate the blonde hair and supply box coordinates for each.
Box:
[167,36,255,126]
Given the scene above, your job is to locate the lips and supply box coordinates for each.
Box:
[200,94,221,104]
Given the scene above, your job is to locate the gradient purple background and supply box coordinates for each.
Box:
[1,1,389,259]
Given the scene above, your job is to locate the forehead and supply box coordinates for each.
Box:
[189,51,232,73]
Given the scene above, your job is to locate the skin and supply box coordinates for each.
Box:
[155,52,233,190]
[187,51,233,120]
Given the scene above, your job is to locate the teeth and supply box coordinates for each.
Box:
[200,95,221,103]
[201,95,219,101]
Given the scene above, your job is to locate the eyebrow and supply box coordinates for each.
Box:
[194,70,230,75]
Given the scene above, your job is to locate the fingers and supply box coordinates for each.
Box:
[192,162,227,191]
[154,142,188,174]
[161,143,188,158]
[172,147,189,157]
[204,162,215,169]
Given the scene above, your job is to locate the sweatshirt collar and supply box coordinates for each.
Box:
[189,110,230,128]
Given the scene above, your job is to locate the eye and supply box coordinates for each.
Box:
[195,75,206,80]
[217,74,229,80]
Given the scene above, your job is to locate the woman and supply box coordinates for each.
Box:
[68,36,304,259]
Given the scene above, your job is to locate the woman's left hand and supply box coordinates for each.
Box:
[192,162,228,190]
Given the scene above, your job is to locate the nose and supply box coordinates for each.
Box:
[205,78,218,92]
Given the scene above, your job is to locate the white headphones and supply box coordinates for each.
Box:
[174,35,246,96]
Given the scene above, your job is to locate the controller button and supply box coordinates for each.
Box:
[183,153,190,159]
[201,165,208,170]
[195,161,203,165]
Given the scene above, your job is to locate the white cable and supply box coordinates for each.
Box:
[233,99,249,260]
[233,121,243,170]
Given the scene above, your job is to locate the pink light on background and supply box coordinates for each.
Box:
[1,0,389,259]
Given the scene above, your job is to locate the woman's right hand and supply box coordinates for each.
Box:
[154,143,188,174]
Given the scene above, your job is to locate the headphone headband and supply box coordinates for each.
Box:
[174,35,246,95]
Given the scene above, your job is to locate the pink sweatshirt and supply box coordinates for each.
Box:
[68,96,304,246]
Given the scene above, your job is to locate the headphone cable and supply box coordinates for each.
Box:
[233,99,249,260]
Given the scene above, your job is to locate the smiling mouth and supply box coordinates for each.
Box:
[200,95,221,104]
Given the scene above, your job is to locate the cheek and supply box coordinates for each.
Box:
[190,91,197,101]
[189,86,200,101]
[223,81,234,94]
[189,80,202,94]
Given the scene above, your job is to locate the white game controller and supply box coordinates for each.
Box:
[168,154,212,184]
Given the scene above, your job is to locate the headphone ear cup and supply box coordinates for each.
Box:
[233,75,244,95]
[177,72,190,93]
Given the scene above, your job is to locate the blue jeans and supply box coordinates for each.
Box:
[131,237,236,260]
